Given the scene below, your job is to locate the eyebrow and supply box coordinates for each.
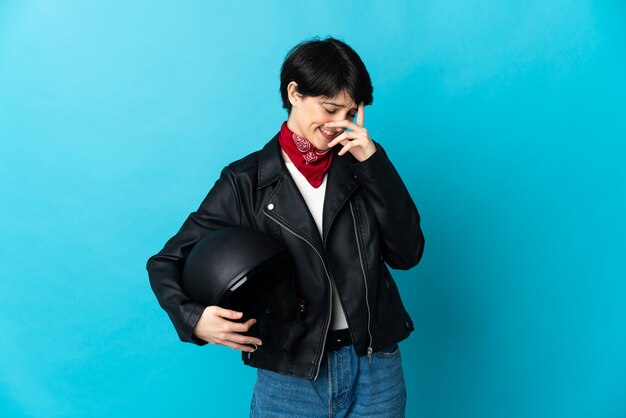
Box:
[321,101,358,112]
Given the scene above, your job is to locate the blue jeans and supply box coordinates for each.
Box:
[249,344,406,417]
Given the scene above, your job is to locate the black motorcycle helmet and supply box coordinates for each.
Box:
[181,227,306,367]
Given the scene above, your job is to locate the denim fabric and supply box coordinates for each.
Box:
[249,344,406,417]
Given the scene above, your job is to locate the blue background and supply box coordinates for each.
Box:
[1,1,625,417]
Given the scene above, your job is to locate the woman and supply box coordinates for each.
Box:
[147,36,425,417]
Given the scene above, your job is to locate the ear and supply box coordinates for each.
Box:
[287,81,303,107]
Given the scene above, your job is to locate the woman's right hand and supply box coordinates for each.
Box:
[192,306,263,353]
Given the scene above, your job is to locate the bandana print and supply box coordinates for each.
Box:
[278,121,333,188]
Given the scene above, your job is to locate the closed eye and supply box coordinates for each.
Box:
[325,108,357,119]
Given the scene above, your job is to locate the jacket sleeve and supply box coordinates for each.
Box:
[146,166,242,345]
[350,141,425,270]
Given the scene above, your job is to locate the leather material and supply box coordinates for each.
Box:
[146,132,425,380]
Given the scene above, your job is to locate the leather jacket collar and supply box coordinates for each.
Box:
[257,134,360,254]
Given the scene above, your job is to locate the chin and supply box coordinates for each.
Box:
[303,130,321,149]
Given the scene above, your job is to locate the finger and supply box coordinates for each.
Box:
[215,307,243,320]
[328,131,357,147]
[215,331,262,350]
[224,317,257,333]
[324,119,361,132]
[357,102,364,127]
[219,339,258,353]
[338,140,360,156]
[224,331,263,346]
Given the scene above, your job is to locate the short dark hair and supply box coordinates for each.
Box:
[280,37,373,114]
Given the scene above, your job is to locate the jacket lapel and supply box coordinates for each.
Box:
[321,148,359,245]
[257,134,359,252]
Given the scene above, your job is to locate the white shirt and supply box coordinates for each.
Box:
[281,149,349,330]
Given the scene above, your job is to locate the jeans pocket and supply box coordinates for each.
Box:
[372,343,400,358]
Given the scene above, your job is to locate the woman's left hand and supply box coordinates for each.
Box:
[326,102,377,162]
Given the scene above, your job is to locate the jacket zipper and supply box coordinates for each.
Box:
[349,201,374,363]
[263,210,333,380]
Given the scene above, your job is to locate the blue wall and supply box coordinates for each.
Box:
[1,1,624,417]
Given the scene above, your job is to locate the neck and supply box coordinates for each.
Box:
[286,117,303,139]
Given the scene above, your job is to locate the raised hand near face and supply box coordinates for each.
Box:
[326,102,377,162]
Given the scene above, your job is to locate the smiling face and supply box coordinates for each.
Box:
[286,81,358,150]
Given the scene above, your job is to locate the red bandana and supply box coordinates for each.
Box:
[278,121,333,188]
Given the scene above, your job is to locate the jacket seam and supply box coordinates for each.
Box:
[353,198,371,283]
[225,168,243,226]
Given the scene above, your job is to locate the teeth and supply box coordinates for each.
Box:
[320,127,336,136]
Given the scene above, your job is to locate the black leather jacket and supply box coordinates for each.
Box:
[146,132,425,380]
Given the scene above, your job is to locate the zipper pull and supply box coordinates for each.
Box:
[367,347,373,364]
[297,298,306,323]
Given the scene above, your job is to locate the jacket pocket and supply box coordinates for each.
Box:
[372,263,402,330]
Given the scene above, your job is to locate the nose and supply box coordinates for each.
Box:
[328,113,344,123]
